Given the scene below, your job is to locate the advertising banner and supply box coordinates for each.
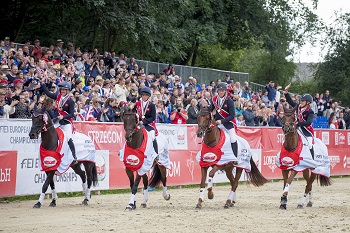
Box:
[0,151,17,197]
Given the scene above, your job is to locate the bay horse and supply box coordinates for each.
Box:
[278,104,332,210]
[195,107,268,209]
[121,104,170,210]
[29,105,98,208]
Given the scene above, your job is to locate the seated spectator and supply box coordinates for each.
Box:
[186,98,199,124]
[338,111,346,129]
[328,112,337,129]
[275,111,284,127]
[0,90,16,118]
[101,98,120,122]
[241,87,252,100]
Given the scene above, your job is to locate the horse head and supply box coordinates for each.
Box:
[282,104,298,135]
[122,103,139,142]
[29,105,50,139]
[197,106,215,138]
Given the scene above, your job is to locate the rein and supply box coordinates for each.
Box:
[197,111,217,145]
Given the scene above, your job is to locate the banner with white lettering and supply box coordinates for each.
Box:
[157,124,188,150]
[0,120,40,151]
[0,151,17,197]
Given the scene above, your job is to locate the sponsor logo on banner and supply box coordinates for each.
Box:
[343,155,350,169]
[157,125,188,150]
[186,152,196,181]
[43,156,57,167]
[167,161,181,177]
[264,156,277,173]
[277,133,284,144]
[334,132,345,145]
[95,153,106,181]
[87,130,123,144]
[329,156,340,169]
[125,154,140,166]
[322,132,330,145]
[203,153,217,162]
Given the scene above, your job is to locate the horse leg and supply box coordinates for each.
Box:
[297,169,310,208]
[280,170,298,210]
[71,163,90,205]
[34,171,55,208]
[207,165,220,200]
[223,163,236,208]
[196,167,208,209]
[158,165,170,201]
[306,172,317,207]
[49,180,58,207]
[126,173,142,210]
[141,174,149,208]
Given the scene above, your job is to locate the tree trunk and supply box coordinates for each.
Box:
[180,40,197,65]
[191,40,200,67]
[13,1,30,41]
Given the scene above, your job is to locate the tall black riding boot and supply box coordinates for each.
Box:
[231,142,238,165]
[310,147,315,160]
[153,139,158,154]
[68,138,78,165]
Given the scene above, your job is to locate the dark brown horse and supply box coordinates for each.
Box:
[196,107,268,209]
[29,105,98,208]
[279,105,332,210]
[122,104,170,210]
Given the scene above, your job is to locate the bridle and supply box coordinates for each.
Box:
[122,111,140,142]
[32,112,57,134]
[197,110,215,144]
[282,114,296,135]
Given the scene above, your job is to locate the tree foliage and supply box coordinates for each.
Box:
[0,0,322,85]
[315,13,350,105]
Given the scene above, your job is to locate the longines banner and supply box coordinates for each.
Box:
[1,119,350,197]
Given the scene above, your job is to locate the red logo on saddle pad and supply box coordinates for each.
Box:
[126,155,140,166]
[202,153,217,163]
[43,156,58,167]
[281,157,294,167]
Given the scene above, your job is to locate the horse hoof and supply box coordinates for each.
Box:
[224,204,230,209]
[279,204,287,210]
[82,199,89,206]
[33,202,42,208]
[49,200,56,207]
[297,204,303,209]
[163,194,171,201]
[306,202,313,207]
[195,204,202,209]
[208,192,214,200]
[141,203,147,208]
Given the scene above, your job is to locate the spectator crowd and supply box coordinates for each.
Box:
[0,36,349,129]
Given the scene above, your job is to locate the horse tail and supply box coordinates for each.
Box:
[149,164,162,188]
[317,175,333,187]
[246,157,269,187]
[91,163,98,187]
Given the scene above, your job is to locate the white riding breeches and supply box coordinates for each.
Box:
[218,124,237,143]
[148,129,156,142]
[55,123,73,140]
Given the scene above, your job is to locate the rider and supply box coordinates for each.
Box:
[42,81,78,165]
[284,83,315,159]
[136,87,158,154]
[210,82,238,157]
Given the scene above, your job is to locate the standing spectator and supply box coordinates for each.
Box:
[265,81,276,107]
[322,90,332,117]
[55,39,64,57]
[186,98,199,124]
[31,39,43,62]
[241,86,252,100]
[170,97,188,124]
[328,112,337,129]
[102,98,119,122]
[337,111,346,129]
[243,103,255,126]
[13,93,34,119]
[113,78,128,103]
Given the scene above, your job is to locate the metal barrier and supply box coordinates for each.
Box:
[135,59,250,84]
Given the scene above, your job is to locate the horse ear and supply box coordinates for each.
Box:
[42,104,47,112]
[283,104,289,114]
[292,104,298,113]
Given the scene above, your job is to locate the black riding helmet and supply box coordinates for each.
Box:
[217,82,227,90]
[300,94,313,104]
[139,87,152,96]
[58,81,71,91]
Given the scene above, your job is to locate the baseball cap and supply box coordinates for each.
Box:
[83,86,90,91]
[57,39,64,43]
[13,79,24,85]
[34,39,40,43]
